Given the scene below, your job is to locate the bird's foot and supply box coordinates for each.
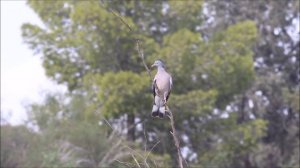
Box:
[163,98,167,105]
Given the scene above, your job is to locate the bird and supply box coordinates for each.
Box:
[151,60,172,118]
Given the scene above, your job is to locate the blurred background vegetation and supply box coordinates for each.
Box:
[1,0,299,167]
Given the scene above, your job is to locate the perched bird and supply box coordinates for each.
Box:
[151,60,172,118]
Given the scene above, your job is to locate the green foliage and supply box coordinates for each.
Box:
[22,92,174,167]
[170,89,218,116]
[156,28,202,93]
[196,21,257,107]
[1,125,35,167]
[168,0,204,30]
[28,94,62,130]
[0,125,77,167]
[198,119,267,168]
[41,149,76,168]
[283,87,300,113]
[84,71,151,118]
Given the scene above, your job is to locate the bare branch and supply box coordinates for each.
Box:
[110,9,133,32]
[136,39,152,79]
[103,5,152,80]
[99,137,123,165]
[124,146,145,159]
[144,140,161,167]
[166,108,186,168]
[143,123,147,153]
[103,118,113,130]
[115,159,132,168]
[132,154,141,168]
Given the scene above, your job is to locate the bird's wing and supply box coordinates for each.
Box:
[152,79,157,98]
[166,75,172,101]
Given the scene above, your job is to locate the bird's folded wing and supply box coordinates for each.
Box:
[166,76,172,101]
[152,79,157,98]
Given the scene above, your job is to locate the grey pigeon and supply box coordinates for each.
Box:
[151,60,172,118]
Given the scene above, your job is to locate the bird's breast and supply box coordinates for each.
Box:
[155,78,170,94]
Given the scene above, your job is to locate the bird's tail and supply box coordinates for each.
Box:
[151,104,165,118]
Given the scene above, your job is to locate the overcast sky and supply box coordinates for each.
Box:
[1,1,66,125]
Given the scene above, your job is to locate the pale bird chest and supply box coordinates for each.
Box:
[155,75,170,94]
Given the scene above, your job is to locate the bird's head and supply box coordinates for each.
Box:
[151,59,165,68]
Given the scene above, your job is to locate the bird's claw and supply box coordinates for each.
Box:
[163,99,167,106]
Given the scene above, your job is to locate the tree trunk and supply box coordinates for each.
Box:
[237,95,247,124]
[127,113,135,141]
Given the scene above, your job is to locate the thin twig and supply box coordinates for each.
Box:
[104,5,152,80]
[143,123,148,152]
[110,9,133,32]
[108,151,132,166]
[166,108,184,168]
[99,137,123,165]
[103,118,113,130]
[103,119,152,167]
[136,39,152,79]
[144,140,161,167]
[103,118,145,137]
[124,146,145,159]
[115,159,132,168]
[131,154,141,168]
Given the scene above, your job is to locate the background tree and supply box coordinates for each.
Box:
[202,0,299,167]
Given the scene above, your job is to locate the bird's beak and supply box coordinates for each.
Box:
[151,64,155,68]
